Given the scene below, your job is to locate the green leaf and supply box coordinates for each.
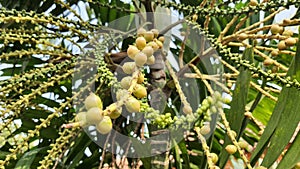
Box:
[219,47,253,168]
[173,139,182,169]
[15,147,46,169]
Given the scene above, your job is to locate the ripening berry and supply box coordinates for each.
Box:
[142,46,154,57]
[96,116,112,134]
[151,29,159,38]
[158,36,165,42]
[147,41,159,51]
[200,125,211,135]
[109,107,122,119]
[238,141,248,149]
[125,96,140,113]
[146,55,156,65]
[137,28,146,36]
[285,37,297,46]
[263,58,273,66]
[249,0,258,6]
[270,24,283,35]
[86,107,103,124]
[122,62,136,74]
[127,45,140,60]
[120,76,132,90]
[210,153,218,164]
[75,112,87,126]
[183,105,193,114]
[84,93,103,110]
[137,72,145,84]
[225,145,237,154]
[282,29,294,37]
[278,40,286,50]
[144,31,154,42]
[133,84,147,98]
[271,49,279,56]
[135,52,147,67]
[136,37,147,50]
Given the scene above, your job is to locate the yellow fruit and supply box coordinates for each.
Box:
[294,162,300,169]
[278,40,286,50]
[127,45,140,60]
[147,41,159,51]
[144,31,154,42]
[249,0,258,6]
[263,58,273,66]
[270,24,283,34]
[137,27,146,36]
[136,37,147,50]
[210,153,218,164]
[146,55,156,65]
[137,72,145,84]
[271,49,279,56]
[225,145,237,154]
[158,36,165,42]
[142,46,154,57]
[200,125,211,135]
[84,93,103,110]
[238,141,248,149]
[109,107,122,119]
[282,29,294,37]
[96,116,112,134]
[133,84,147,98]
[86,107,103,124]
[122,62,136,74]
[120,76,132,90]
[151,29,159,38]
[183,105,192,114]
[285,37,297,46]
[238,33,248,41]
[75,112,87,126]
[155,40,163,48]
[135,52,147,67]
[125,97,140,113]
[116,89,130,101]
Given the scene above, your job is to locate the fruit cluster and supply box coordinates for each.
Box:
[270,24,297,52]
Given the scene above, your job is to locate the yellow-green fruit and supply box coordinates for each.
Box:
[271,24,283,34]
[146,55,156,65]
[136,37,147,50]
[238,33,248,41]
[238,141,248,149]
[200,125,211,135]
[135,52,147,67]
[225,145,237,154]
[127,45,140,60]
[137,28,146,36]
[120,76,132,90]
[125,97,140,113]
[158,36,165,42]
[109,107,122,119]
[122,62,136,74]
[210,153,218,164]
[85,93,103,110]
[147,41,159,51]
[116,89,130,101]
[283,29,294,37]
[144,31,154,42]
[86,107,103,124]
[183,105,192,114]
[278,40,286,50]
[263,58,273,66]
[285,37,297,46]
[249,0,258,6]
[133,84,147,98]
[294,162,300,169]
[142,46,154,57]
[151,29,159,38]
[155,40,163,48]
[75,112,87,126]
[137,73,145,84]
[96,116,112,134]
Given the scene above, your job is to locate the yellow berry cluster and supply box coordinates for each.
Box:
[270,24,297,51]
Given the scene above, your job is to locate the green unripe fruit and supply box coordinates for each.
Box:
[133,84,147,98]
[144,31,154,42]
[147,41,159,51]
[135,52,147,67]
[125,97,140,113]
[116,89,130,101]
[238,141,248,149]
[151,29,159,38]
[146,55,156,65]
[225,145,237,154]
[96,116,112,134]
[75,112,87,126]
[137,28,146,36]
[120,76,132,90]
[278,40,286,50]
[109,107,122,119]
[122,62,136,74]
[142,46,154,57]
[270,24,283,35]
[137,73,145,84]
[285,37,297,46]
[127,45,140,60]
[136,37,147,50]
[86,107,103,124]
[210,153,218,164]
[84,93,103,110]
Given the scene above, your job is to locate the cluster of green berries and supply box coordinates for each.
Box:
[75,93,121,134]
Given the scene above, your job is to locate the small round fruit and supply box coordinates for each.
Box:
[225,145,237,154]
[144,31,154,42]
[200,125,211,135]
[294,162,300,169]
[120,76,132,90]
[122,62,136,74]
[125,97,140,113]
[146,55,156,65]
[109,107,122,119]
[127,45,140,60]
[271,49,279,56]
[158,36,165,42]
[116,89,130,101]
[86,107,103,124]
[96,116,112,134]
[238,141,248,149]
[282,29,294,37]
[137,73,145,84]
[147,41,159,51]
[85,93,103,110]
[155,40,163,48]
[133,84,147,98]
[285,37,297,46]
[210,153,218,164]
[263,58,273,66]
[137,28,146,36]
[151,29,159,38]
[136,37,147,50]
[142,46,154,57]
[75,112,87,126]
[238,33,248,41]
[183,105,192,114]
[135,52,147,67]
[270,24,283,34]
[249,0,258,6]
[278,40,286,50]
